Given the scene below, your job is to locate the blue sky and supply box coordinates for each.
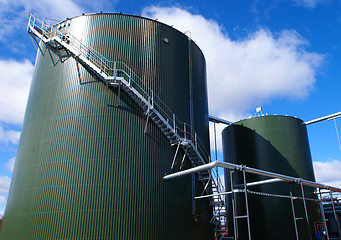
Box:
[1,0,341,217]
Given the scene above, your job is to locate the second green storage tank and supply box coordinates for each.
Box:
[222,115,320,240]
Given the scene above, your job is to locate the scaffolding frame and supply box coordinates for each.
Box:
[164,161,341,239]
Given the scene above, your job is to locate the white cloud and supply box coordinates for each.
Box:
[313,159,341,188]
[143,6,323,121]
[0,195,6,205]
[294,0,327,8]
[72,0,117,13]
[1,0,83,22]
[0,176,11,194]
[0,0,120,40]
[0,209,4,218]
[29,0,83,19]
[0,59,34,125]
[5,157,15,172]
[0,126,20,144]
[0,0,84,40]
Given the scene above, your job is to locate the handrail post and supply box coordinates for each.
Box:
[104,59,107,75]
[173,114,176,132]
[113,61,117,76]
[41,18,45,37]
[129,68,132,86]
[100,57,103,72]
[28,14,32,32]
[79,40,82,55]
[195,133,197,148]
[147,96,151,112]
[151,93,154,109]
[184,123,187,140]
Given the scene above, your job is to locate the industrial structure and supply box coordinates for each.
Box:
[0,13,341,240]
[0,13,223,239]
[222,116,319,239]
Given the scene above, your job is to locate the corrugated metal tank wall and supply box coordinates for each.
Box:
[0,14,213,240]
[222,116,320,240]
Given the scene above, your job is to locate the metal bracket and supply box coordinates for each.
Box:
[47,46,58,66]
[171,142,181,169]
[29,34,45,56]
[76,61,83,85]
[179,149,187,169]
[144,109,150,134]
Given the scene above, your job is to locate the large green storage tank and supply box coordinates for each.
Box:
[0,14,213,240]
[222,115,321,240]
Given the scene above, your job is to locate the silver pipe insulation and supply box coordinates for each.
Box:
[163,161,341,193]
[208,115,232,125]
[304,112,341,125]
[234,178,284,188]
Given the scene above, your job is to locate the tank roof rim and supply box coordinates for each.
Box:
[53,12,204,53]
[223,115,305,129]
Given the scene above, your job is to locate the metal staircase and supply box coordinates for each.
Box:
[27,14,226,236]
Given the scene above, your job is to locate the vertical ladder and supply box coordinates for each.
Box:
[289,182,313,240]
[229,169,251,240]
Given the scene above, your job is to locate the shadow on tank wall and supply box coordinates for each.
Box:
[223,123,320,240]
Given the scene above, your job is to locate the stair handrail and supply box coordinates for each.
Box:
[28,13,213,167]
[30,14,226,196]
[29,12,226,231]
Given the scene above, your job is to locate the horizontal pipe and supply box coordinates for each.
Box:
[209,115,232,125]
[234,178,284,188]
[163,161,341,193]
[304,112,341,125]
[195,190,237,200]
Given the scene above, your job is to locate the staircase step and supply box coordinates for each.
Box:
[198,176,210,181]
[210,201,224,206]
[198,172,210,177]
[191,160,201,163]
[198,178,211,182]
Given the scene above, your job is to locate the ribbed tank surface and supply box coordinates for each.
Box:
[222,116,320,240]
[0,14,212,240]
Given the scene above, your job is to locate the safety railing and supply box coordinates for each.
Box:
[28,13,227,237]
[28,13,214,168]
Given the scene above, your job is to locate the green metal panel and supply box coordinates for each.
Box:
[0,14,212,240]
[222,115,320,240]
